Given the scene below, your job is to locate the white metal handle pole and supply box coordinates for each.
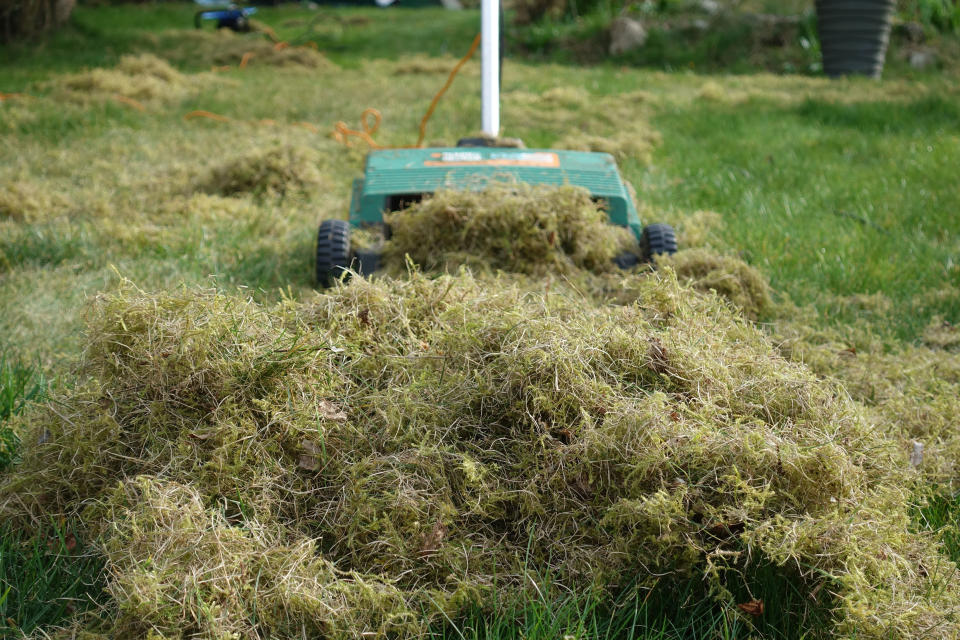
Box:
[481,0,500,137]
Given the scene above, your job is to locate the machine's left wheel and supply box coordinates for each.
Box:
[316,219,351,287]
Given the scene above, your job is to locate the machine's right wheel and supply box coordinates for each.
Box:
[316,219,351,288]
[640,223,678,262]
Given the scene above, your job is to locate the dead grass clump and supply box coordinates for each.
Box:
[251,43,334,69]
[697,79,727,102]
[51,54,201,104]
[0,99,37,134]
[98,477,419,639]
[505,88,658,163]
[696,79,753,105]
[658,249,772,319]
[0,181,68,223]
[774,312,960,489]
[3,271,959,638]
[858,346,960,486]
[508,87,651,129]
[673,209,725,248]
[157,192,259,224]
[196,144,326,197]
[149,30,336,70]
[923,316,960,352]
[114,52,183,82]
[382,184,635,275]
[553,129,661,164]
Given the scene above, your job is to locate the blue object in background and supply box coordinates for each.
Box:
[194,5,257,32]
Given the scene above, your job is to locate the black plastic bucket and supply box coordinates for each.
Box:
[816,0,896,78]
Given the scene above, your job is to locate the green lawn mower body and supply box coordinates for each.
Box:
[315,146,677,286]
[350,147,644,237]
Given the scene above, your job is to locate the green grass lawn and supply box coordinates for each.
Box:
[1,3,959,637]
[647,93,960,339]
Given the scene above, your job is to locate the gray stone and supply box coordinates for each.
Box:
[691,18,710,32]
[696,0,721,15]
[910,441,924,468]
[909,48,937,70]
[609,16,647,56]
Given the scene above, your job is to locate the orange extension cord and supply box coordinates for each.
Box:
[332,32,482,149]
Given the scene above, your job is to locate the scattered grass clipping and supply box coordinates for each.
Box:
[2,268,958,639]
[148,30,336,70]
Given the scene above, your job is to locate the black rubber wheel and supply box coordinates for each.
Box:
[316,219,351,287]
[640,223,678,262]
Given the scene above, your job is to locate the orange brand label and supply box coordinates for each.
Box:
[424,151,560,168]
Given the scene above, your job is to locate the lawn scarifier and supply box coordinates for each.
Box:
[316,0,677,287]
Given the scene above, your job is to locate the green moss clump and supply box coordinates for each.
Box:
[774,310,960,490]
[383,184,635,275]
[100,477,418,640]
[3,270,958,639]
[658,248,773,319]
